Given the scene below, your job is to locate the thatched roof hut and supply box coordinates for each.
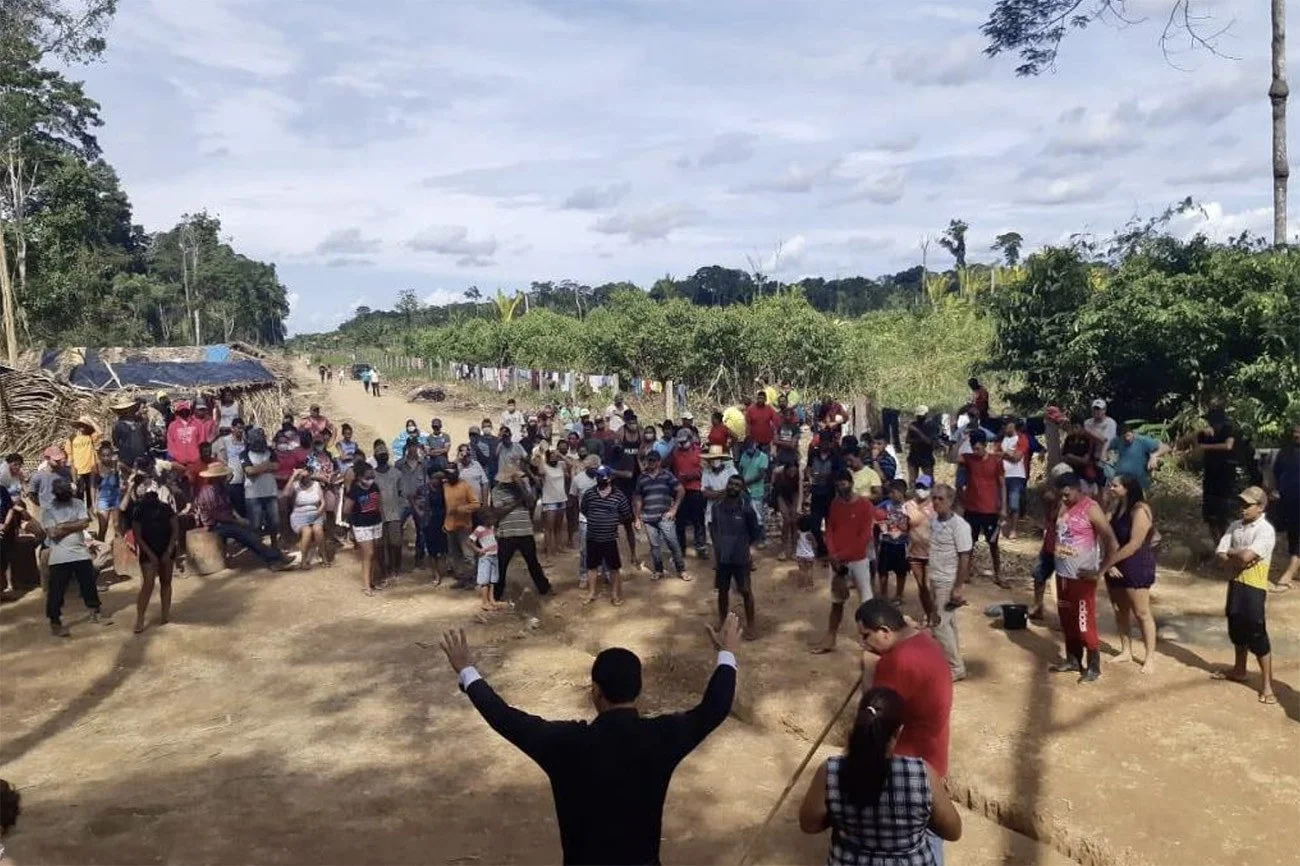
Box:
[1,345,295,458]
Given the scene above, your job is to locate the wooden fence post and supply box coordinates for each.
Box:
[666,379,675,420]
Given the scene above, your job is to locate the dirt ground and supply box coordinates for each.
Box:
[1,369,1296,865]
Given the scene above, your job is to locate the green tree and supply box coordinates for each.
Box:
[1,0,118,64]
[395,288,423,331]
[992,231,1024,266]
[0,32,102,361]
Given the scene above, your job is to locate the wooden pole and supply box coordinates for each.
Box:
[735,678,859,866]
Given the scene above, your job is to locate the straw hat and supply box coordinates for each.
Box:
[111,397,137,411]
[199,462,232,479]
[704,444,729,461]
[75,415,101,434]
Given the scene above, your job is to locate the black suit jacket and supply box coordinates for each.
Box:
[465,661,736,865]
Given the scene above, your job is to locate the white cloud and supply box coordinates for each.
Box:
[746,164,821,194]
[405,226,499,261]
[890,35,988,87]
[683,133,757,169]
[315,227,381,256]
[1018,177,1107,206]
[1044,106,1137,157]
[562,182,632,210]
[761,235,806,273]
[592,204,700,242]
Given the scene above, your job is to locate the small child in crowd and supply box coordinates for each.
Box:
[876,479,911,603]
[795,514,817,589]
[469,510,505,611]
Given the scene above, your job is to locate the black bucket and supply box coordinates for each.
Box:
[1002,603,1029,630]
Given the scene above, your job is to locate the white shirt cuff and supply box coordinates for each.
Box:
[457,666,483,690]
[717,651,737,669]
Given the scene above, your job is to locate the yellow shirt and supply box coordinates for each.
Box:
[67,432,100,475]
[851,466,882,498]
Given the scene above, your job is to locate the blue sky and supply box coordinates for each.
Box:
[76,0,1290,333]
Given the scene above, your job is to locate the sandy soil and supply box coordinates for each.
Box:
[0,368,1295,865]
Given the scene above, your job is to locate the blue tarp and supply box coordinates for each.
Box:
[205,344,233,362]
[41,348,276,391]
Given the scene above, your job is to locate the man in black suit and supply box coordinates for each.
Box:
[439,614,741,865]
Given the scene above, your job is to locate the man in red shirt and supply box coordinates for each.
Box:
[743,390,779,452]
[706,411,732,451]
[856,596,953,866]
[959,430,1006,587]
[669,429,707,558]
[812,469,874,654]
[299,404,333,440]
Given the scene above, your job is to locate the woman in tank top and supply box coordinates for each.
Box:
[282,468,327,569]
[799,687,962,865]
[1100,474,1158,673]
[1049,472,1118,683]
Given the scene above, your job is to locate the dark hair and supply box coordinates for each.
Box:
[591,647,642,704]
[840,687,905,807]
[833,468,854,485]
[1053,472,1082,490]
[298,430,313,450]
[855,597,907,631]
[0,778,20,835]
[968,377,980,389]
[888,478,908,495]
[1113,473,1145,511]
[797,514,815,533]
[970,429,988,445]
[4,453,21,464]
[712,411,723,422]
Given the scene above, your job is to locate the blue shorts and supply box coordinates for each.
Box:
[476,555,499,586]
[1005,477,1027,513]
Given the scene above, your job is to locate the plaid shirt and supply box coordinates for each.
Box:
[826,755,934,866]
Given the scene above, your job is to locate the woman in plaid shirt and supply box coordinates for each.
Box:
[799,687,962,865]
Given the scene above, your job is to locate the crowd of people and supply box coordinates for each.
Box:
[1,379,1295,690]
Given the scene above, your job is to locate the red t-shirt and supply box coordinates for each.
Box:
[707,424,731,448]
[274,447,309,486]
[961,453,1004,514]
[744,404,780,445]
[825,495,874,562]
[872,631,953,776]
[670,446,703,492]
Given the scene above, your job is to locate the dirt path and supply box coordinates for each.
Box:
[0,368,1295,864]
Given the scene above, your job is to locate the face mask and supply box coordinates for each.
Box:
[916,489,931,500]
[406,427,417,434]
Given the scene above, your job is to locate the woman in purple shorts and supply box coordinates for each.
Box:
[1100,474,1158,673]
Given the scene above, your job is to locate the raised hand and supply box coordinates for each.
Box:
[440,628,473,674]
[706,612,742,653]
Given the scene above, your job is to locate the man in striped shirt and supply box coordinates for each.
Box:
[581,466,634,606]
[634,450,689,582]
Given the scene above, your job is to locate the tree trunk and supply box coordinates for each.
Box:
[1272,0,1289,246]
[0,218,15,366]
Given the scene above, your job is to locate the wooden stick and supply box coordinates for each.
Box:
[736,677,859,866]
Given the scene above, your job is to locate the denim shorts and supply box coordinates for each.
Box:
[1005,477,1027,513]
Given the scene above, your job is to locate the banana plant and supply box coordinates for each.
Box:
[492,289,524,322]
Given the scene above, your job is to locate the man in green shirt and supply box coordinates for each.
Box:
[737,439,770,549]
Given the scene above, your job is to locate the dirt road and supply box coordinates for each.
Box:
[0,369,1295,864]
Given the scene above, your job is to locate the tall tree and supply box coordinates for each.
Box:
[0,0,118,64]
[395,288,423,331]
[992,231,1024,266]
[982,0,1287,247]
[0,33,102,363]
[938,219,969,269]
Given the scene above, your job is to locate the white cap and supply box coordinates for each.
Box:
[1049,462,1073,479]
[681,412,694,420]
[915,405,929,416]
[1091,398,1107,410]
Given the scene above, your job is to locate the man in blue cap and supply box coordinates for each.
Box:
[580,465,633,606]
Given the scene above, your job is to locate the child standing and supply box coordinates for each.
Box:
[794,514,817,588]
[469,511,505,611]
[876,479,911,604]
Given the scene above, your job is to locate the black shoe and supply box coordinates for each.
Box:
[1079,650,1101,683]
[50,621,70,638]
[1049,656,1082,673]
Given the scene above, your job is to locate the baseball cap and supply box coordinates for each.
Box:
[915,474,933,489]
[595,465,612,479]
[681,411,694,421]
[1049,462,1073,479]
[915,405,929,416]
[579,409,591,417]
[1238,486,1268,507]
[1091,399,1107,410]
[468,425,480,435]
